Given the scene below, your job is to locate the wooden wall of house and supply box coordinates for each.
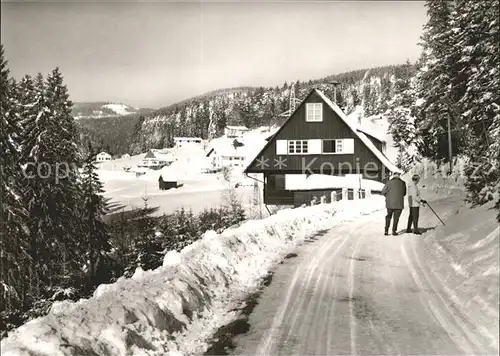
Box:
[263,173,294,205]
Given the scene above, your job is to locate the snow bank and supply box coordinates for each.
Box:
[1,196,385,356]
[422,201,499,353]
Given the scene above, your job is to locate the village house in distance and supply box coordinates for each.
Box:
[95,151,112,162]
[137,149,176,170]
[224,125,249,138]
[244,88,400,206]
[173,136,203,149]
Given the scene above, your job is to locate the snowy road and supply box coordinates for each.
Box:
[230,197,499,355]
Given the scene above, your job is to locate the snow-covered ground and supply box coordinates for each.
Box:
[98,127,278,216]
[0,196,387,356]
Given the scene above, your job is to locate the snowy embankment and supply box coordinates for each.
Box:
[422,201,499,351]
[1,196,385,356]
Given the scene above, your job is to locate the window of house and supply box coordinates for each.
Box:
[322,139,336,153]
[288,140,309,154]
[322,139,351,154]
[306,103,323,122]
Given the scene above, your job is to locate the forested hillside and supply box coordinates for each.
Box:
[129,64,409,154]
[77,115,142,157]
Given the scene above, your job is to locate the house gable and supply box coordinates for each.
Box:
[244,89,399,177]
[144,150,156,159]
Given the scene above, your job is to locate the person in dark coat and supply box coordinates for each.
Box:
[381,171,407,235]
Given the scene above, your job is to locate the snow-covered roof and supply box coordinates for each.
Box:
[97,152,111,156]
[356,126,386,143]
[173,137,202,141]
[226,125,249,131]
[143,150,176,161]
[211,146,248,158]
[159,155,212,180]
[314,89,401,173]
[206,135,266,159]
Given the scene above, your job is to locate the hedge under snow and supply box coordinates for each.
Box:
[1,196,385,356]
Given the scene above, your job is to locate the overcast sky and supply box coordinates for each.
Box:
[2,0,427,109]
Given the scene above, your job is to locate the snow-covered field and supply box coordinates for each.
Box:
[0,196,387,356]
[98,127,278,216]
[99,167,248,216]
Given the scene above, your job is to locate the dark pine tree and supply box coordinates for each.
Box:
[80,145,112,290]
[21,68,84,294]
[0,45,30,313]
[415,0,467,162]
[451,0,499,206]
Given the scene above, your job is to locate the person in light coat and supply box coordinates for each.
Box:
[406,174,427,234]
[381,171,406,236]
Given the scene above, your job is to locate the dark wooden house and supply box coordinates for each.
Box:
[244,88,400,206]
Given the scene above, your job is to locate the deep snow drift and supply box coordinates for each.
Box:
[421,200,499,351]
[0,197,386,356]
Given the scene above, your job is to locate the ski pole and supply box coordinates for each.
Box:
[425,202,446,226]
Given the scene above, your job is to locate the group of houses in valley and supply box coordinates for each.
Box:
[95,88,399,206]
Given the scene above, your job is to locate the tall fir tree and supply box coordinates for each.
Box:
[450,0,499,206]
[387,60,422,170]
[379,74,393,113]
[0,46,30,311]
[79,146,112,289]
[362,76,377,116]
[20,68,84,293]
[415,0,467,162]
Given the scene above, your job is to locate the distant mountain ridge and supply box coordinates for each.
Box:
[76,63,414,156]
[72,102,154,119]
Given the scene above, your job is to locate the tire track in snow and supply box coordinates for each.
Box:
[280,220,364,349]
[362,235,401,356]
[255,222,352,355]
[426,260,499,351]
[325,263,342,354]
[302,224,362,355]
[347,229,365,356]
[401,242,476,355]
[409,237,491,354]
[280,230,349,347]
